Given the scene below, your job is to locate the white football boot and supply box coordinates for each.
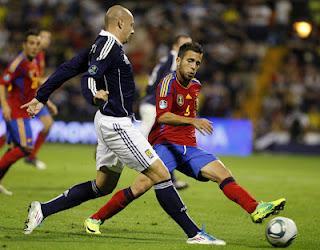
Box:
[187,226,226,245]
[24,201,44,234]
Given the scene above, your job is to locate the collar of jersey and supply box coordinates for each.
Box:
[99,30,122,45]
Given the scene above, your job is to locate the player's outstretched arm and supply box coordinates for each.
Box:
[36,48,90,104]
[0,85,11,121]
[20,98,44,117]
[158,112,213,135]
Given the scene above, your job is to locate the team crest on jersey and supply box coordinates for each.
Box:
[88,65,98,75]
[159,100,168,109]
[145,149,154,159]
[177,94,184,106]
[3,74,10,82]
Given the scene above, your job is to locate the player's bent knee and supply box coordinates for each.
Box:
[201,160,233,184]
[143,159,171,184]
[131,175,153,197]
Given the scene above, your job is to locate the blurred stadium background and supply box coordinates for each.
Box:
[0,1,319,249]
[0,0,319,154]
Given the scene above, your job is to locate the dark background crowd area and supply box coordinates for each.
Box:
[0,0,319,144]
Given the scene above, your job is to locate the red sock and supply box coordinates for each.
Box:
[91,188,135,221]
[29,131,47,159]
[220,177,258,214]
[0,147,26,180]
[0,135,6,149]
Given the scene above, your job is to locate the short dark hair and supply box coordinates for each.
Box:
[178,42,203,58]
[172,34,190,46]
[23,29,39,42]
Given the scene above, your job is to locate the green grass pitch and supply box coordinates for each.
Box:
[0,144,319,249]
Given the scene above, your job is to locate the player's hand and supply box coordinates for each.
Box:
[47,100,58,116]
[192,118,213,135]
[2,103,11,121]
[93,90,109,105]
[20,98,44,118]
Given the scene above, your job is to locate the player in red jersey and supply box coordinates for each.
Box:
[24,30,58,169]
[0,30,41,195]
[0,30,57,170]
[84,42,286,237]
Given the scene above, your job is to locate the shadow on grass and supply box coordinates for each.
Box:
[0,225,180,245]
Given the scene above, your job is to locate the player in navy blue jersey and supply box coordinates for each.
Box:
[22,5,224,245]
[140,35,192,190]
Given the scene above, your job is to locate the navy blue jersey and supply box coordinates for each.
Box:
[143,50,177,105]
[36,30,135,118]
[36,48,89,103]
[81,30,135,117]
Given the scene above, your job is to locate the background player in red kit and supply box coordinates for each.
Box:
[24,30,58,169]
[84,42,286,236]
[0,30,41,195]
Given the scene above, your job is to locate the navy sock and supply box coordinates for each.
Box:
[154,179,199,238]
[41,180,104,218]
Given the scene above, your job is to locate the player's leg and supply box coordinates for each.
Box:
[85,111,224,244]
[24,167,121,235]
[85,173,152,234]
[200,159,285,223]
[84,142,180,232]
[89,173,152,222]
[25,108,52,169]
[139,103,188,190]
[143,159,225,245]
[0,119,32,193]
[24,130,122,234]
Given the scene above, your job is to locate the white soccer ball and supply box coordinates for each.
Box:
[265,217,297,247]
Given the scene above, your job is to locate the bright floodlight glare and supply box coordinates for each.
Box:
[293,21,312,38]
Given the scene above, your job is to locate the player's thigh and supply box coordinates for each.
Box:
[99,116,159,172]
[200,160,232,184]
[96,137,125,174]
[153,144,181,173]
[6,118,33,149]
[178,146,218,182]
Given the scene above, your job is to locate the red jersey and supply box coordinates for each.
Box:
[0,53,41,119]
[148,72,201,146]
[35,51,46,77]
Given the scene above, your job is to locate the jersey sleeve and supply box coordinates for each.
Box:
[155,76,174,120]
[0,69,15,86]
[36,48,90,103]
[0,61,25,87]
[81,37,120,105]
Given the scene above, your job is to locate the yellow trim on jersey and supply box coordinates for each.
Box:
[160,74,173,97]
[8,54,24,73]
[17,119,27,147]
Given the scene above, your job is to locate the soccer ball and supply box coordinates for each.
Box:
[265,217,297,247]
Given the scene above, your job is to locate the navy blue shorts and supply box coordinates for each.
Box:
[154,143,218,181]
